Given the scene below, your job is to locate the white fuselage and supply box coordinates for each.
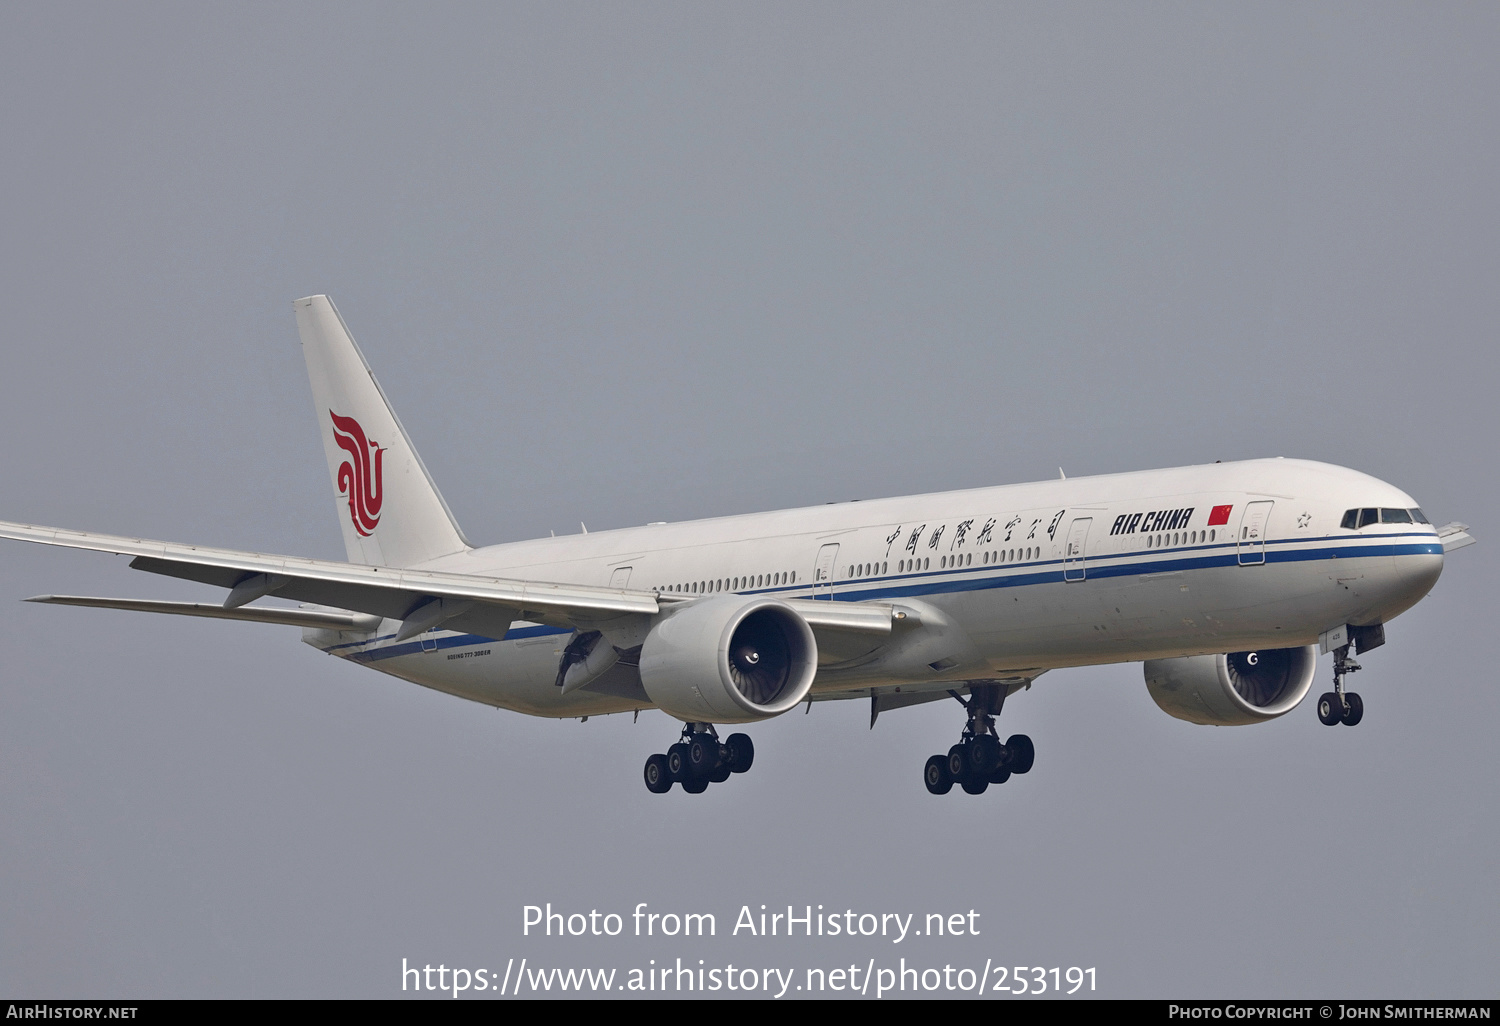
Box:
[304,458,1443,718]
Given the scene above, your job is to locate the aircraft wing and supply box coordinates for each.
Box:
[23,595,381,631]
[1437,521,1476,552]
[0,519,901,640]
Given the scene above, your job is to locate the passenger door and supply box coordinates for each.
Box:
[1063,517,1092,581]
[813,543,840,599]
[1237,501,1274,565]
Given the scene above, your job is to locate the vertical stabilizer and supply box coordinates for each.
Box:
[295,295,470,567]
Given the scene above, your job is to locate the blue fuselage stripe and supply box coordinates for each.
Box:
[329,535,1442,663]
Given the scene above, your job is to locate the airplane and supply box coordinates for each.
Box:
[0,296,1477,796]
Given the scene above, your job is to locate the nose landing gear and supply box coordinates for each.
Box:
[643,723,754,794]
[924,684,1033,795]
[1317,645,1364,726]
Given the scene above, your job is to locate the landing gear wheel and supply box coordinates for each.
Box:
[1317,692,1342,726]
[1340,692,1364,726]
[967,734,1002,777]
[947,744,967,780]
[725,733,755,773]
[680,777,709,794]
[666,743,690,779]
[709,761,732,783]
[1004,734,1034,775]
[643,754,672,794]
[928,683,1031,795]
[687,734,719,778]
[924,755,953,795]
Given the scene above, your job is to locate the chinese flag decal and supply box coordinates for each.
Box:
[1207,504,1234,526]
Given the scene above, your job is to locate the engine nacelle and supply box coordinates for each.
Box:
[1144,646,1317,725]
[639,596,818,724]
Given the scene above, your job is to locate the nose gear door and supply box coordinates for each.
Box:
[1237,501,1274,565]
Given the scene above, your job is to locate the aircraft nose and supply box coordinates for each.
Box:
[1376,548,1443,623]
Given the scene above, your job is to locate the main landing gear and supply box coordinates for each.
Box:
[642,723,755,794]
[923,683,1033,796]
[1317,645,1364,727]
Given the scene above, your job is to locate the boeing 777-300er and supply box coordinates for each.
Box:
[0,297,1477,795]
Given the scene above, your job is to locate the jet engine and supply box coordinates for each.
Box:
[639,596,818,723]
[1144,646,1317,725]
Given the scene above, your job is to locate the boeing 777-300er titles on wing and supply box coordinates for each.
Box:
[0,297,1477,795]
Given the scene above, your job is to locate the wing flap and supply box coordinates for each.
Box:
[24,595,380,631]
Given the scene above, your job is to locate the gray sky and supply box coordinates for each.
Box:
[0,3,1494,998]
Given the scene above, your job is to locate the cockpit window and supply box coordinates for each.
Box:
[1343,506,1425,528]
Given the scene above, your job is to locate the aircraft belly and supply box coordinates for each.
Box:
[327,629,647,718]
[949,553,1433,670]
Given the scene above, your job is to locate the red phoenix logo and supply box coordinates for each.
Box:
[330,411,384,536]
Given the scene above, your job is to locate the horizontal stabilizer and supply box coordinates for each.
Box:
[25,595,381,632]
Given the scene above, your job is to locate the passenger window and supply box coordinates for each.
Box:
[1358,508,1379,529]
[1381,508,1412,524]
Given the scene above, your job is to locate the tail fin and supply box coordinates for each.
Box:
[295,295,470,567]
